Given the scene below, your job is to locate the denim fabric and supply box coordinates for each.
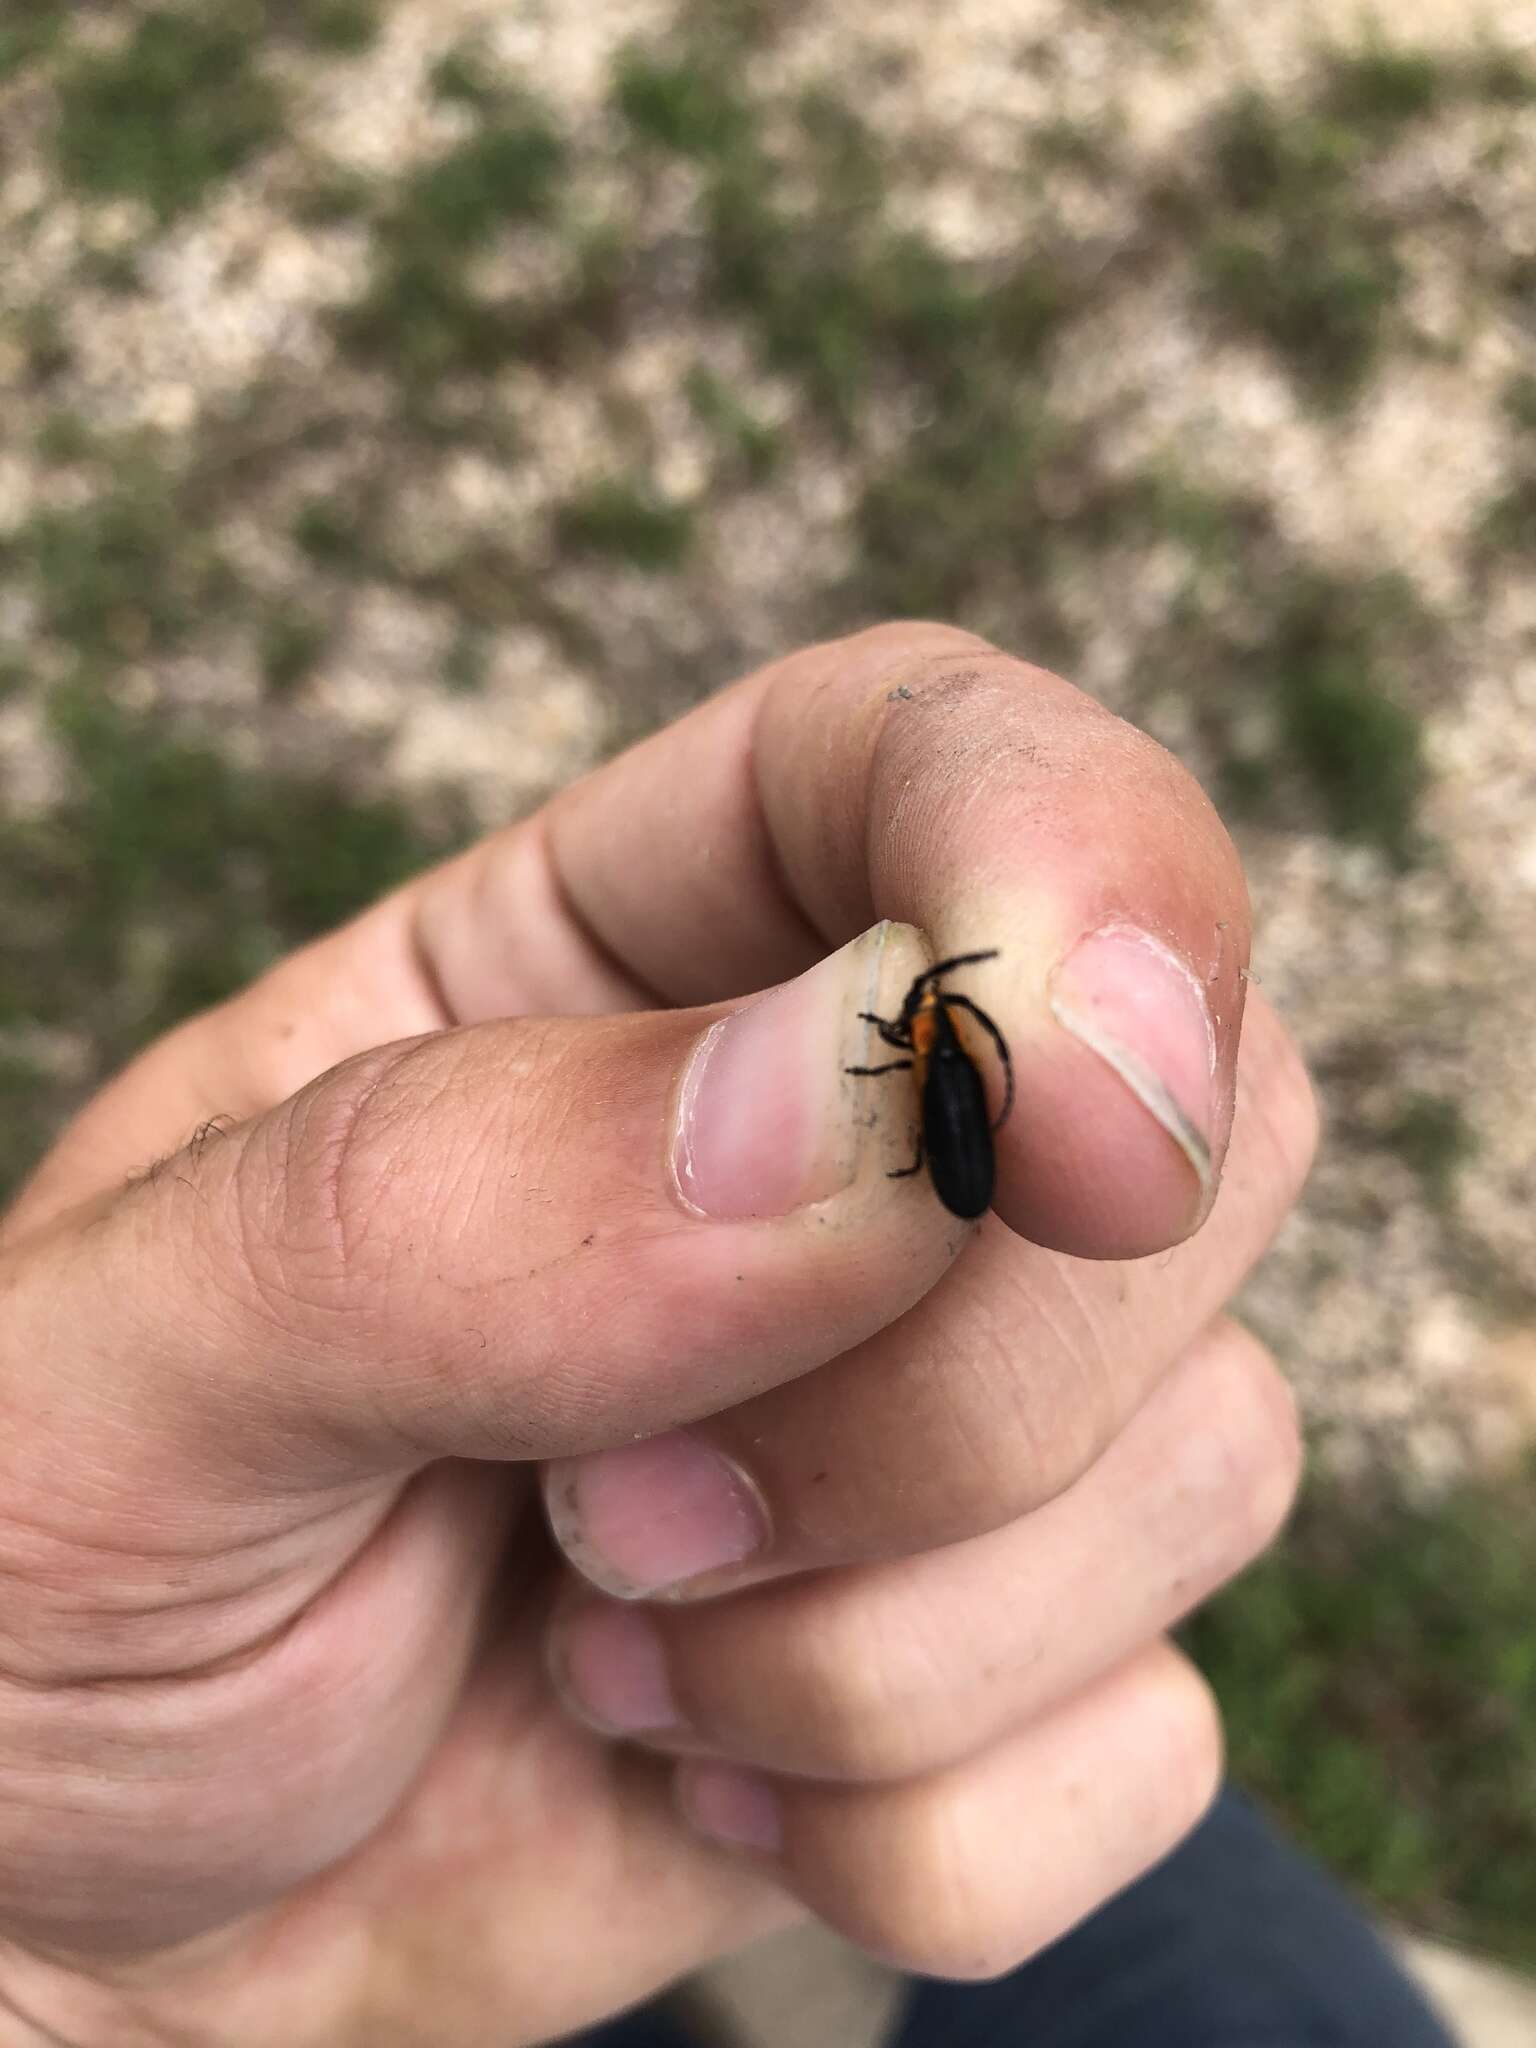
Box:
[577,1789,1457,2048]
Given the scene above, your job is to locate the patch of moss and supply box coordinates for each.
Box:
[1280,661,1424,857]
[292,496,371,573]
[1201,227,1404,406]
[258,604,328,696]
[394,113,566,252]
[505,225,629,369]
[553,478,694,572]
[1228,572,1429,862]
[8,302,72,386]
[1477,368,1536,560]
[428,39,503,111]
[1028,114,1119,182]
[612,43,754,160]
[0,1051,64,1209]
[283,0,380,54]
[54,10,284,220]
[1086,0,1203,14]
[684,365,780,484]
[335,247,515,382]
[1460,45,1536,106]
[442,625,491,695]
[674,0,799,53]
[708,167,964,419]
[690,70,1074,431]
[1123,466,1270,568]
[34,409,98,464]
[0,0,65,84]
[1502,373,1536,436]
[0,684,468,1105]
[76,244,146,295]
[1478,475,1536,560]
[1082,0,1206,45]
[1504,252,1536,318]
[851,383,1048,621]
[20,456,239,663]
[1190,42,1531,406]
[1193,88,1409,404]
[1206,89,1354,214]
[1062,468,1436,860]
[1317,44,1446,134]
[1383,1092,1476,1208]
[795,82,886,209]
[288,162,375,228]
[334,95,567,381]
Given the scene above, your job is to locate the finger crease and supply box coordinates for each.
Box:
[538,813,671,1009]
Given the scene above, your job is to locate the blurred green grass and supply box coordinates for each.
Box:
[1188,1455,1536,1967]
[1,0,1534,1970]
[0,683,467,1140]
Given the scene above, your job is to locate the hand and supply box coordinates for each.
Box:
[0,624,1313,2045]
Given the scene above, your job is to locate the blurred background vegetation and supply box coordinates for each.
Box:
[2,0,1534,1971]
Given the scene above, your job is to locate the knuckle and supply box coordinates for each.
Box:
[235,1038,441,1321]
[1140,1650,1225,1838]
[1236,992,1321,1207]
[860,629,1030,729]
[918,1268,1122,1540]
[903,1883,1027,1981]
[1196,1322,1304,1573]
[804,1653,1225,1985]
[771,1606,925,1780]
[851,620,994,663]
[1007,1275,1124,1509]
[843,1796,1015,1981]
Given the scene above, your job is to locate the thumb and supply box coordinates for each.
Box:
[0,924,952,1515]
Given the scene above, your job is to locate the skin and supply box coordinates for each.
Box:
[0,623,1316,2046]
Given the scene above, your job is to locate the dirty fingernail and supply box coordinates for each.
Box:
[1050,924,1216,1205]
[549,1602,682,1736]
[671,926,894,1220]
[545,1431,770,1600]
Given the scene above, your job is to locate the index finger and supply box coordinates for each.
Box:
[18,623,1246,1266]
[439,622,1249,1258]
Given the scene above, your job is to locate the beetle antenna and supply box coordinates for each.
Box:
[921,949,1000,989]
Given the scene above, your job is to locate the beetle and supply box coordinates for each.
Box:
[845,949,1014,1220]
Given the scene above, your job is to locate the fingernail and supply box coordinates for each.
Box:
[1050,925,1216,1204]
[545,1431,770,1600]
[671,926,894,1220]
[549,1603,682,1736]
[677,1762,782,1854]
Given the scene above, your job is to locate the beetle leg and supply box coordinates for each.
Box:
[845,1059,914,1077]
[857,1012,913,1052]
[942,994,1016,1130]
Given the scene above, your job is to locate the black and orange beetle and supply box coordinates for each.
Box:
[846,949,1014,1220]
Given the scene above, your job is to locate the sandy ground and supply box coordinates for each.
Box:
[12,0,1528,1462]
[2,0,1535,2029]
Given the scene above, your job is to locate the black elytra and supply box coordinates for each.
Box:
[845,949,1015,1220]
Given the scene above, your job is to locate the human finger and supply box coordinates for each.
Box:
[0,928,965,1544]
[548,1319,1296,1780]
[673,1642,1221,1981]
[541,621,1250,1257]
[13,624,1249,1267]
[542,989,1313,1602]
